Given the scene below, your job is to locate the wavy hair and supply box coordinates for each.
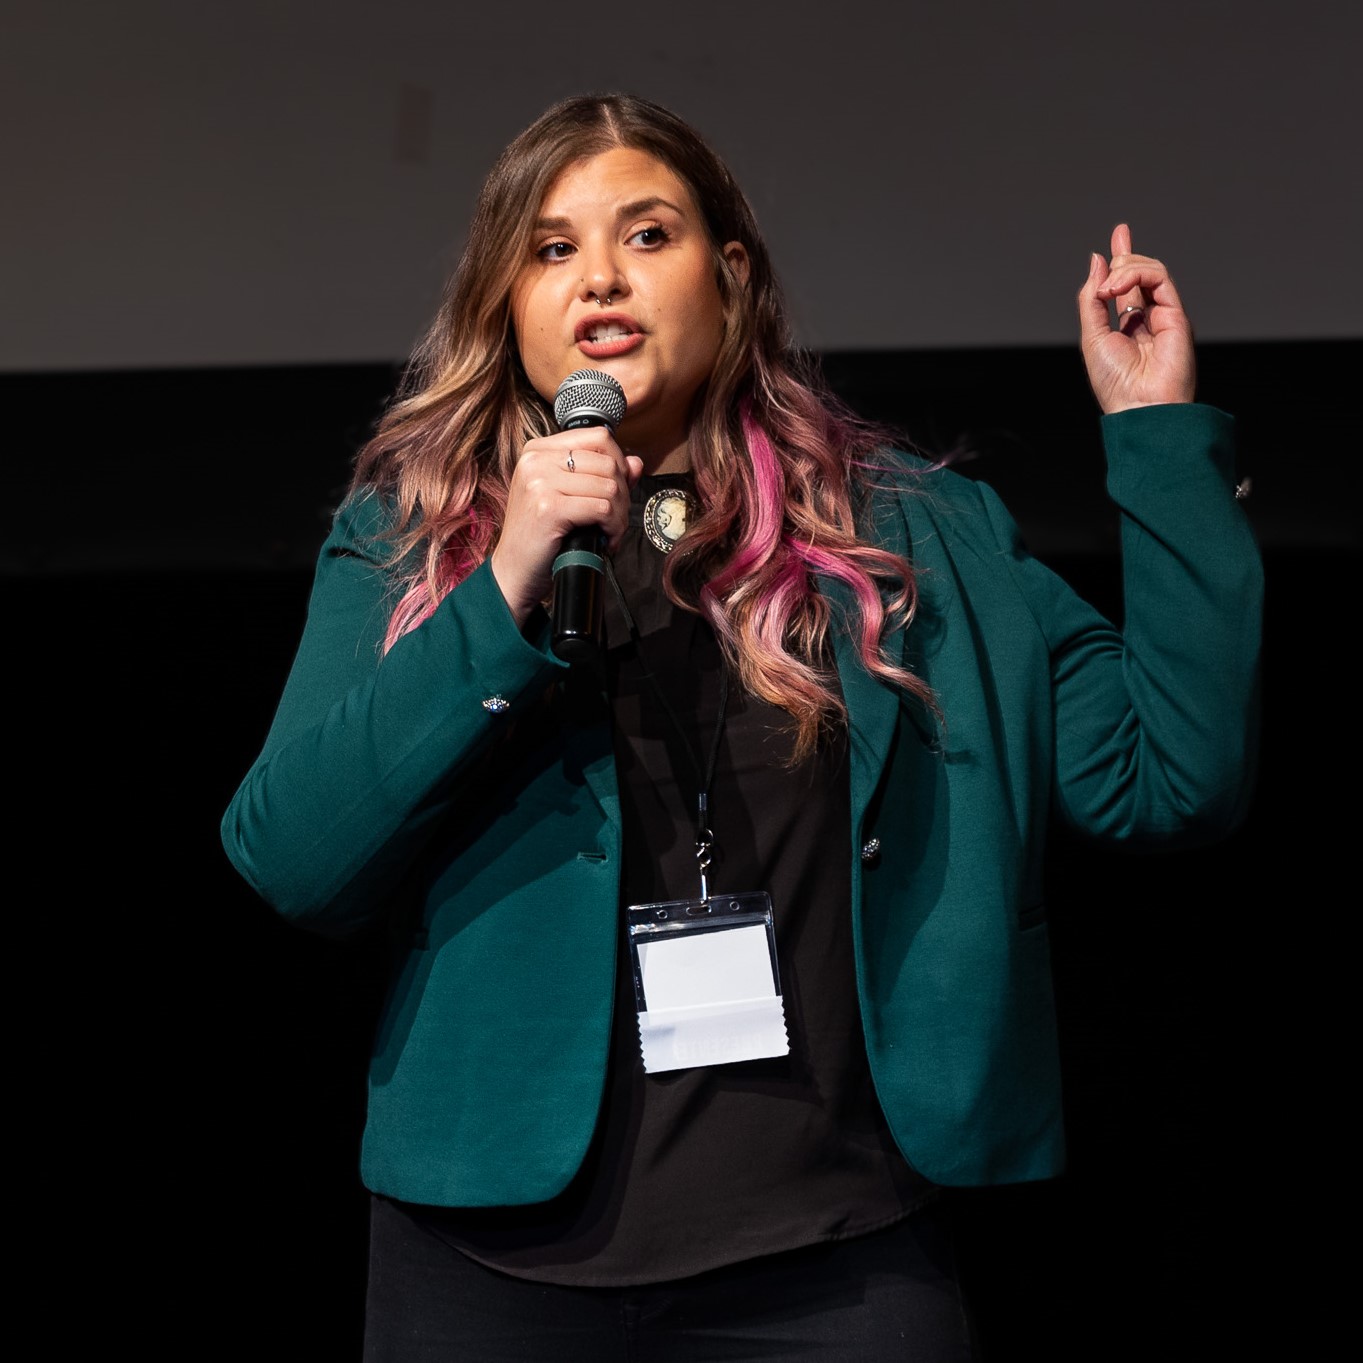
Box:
[350,93,935,759]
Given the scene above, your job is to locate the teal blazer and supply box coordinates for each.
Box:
[222,403,1261,1203]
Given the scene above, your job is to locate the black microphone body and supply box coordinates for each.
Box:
[550,369,627,664]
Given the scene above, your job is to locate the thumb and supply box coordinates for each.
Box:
[1077,250,1112,350]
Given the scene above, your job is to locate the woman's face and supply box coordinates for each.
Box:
[511,146,748,469]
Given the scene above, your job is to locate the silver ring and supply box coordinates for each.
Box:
[590,288,616,306]
[1123,304,1145,314]
[565,451,575,472]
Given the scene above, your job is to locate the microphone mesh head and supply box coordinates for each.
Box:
[553,369,627,429]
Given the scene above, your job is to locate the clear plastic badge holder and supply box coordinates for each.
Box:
[627,891,789,1073]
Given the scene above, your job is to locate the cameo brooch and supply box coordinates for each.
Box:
[642,487,699,554]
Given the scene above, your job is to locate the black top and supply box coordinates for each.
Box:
[420,471,933,1285]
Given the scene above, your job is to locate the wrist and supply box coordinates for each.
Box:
[1100,395,1194,415]
[489,548,541,629]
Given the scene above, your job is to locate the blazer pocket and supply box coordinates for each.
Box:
[1017,901,1048,932]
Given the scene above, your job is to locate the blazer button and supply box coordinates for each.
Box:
[481,695,510,714]
[860,836,881,864]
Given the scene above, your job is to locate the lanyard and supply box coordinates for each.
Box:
[604,557,728,903]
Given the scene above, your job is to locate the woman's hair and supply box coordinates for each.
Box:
[351,92,934,758]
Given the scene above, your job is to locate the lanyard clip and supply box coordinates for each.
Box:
[696,792,713,904]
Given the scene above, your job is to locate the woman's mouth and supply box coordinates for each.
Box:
[575,315,645,358]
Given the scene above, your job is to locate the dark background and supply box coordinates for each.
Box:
[10,3,1358,1356]
[18,336,1356,1359]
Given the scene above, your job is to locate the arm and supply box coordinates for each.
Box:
[984,402,1262,844]
[965,227,1260,842]
[1039,224,1259,838]
[220,491,567,937]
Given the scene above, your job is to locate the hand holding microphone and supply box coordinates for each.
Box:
[550,370,627,662]
[489,370,635,654]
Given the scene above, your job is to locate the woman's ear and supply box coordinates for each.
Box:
[722,241,751,289]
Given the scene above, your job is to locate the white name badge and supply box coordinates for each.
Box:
[626,891,788,1073]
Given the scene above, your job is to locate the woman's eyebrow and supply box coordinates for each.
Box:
[532,197,688,234]
[615,196,686,221]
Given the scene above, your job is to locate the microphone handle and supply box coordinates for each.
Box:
[551,414,610,663]
[551,524,606,664]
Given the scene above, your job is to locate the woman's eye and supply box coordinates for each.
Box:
[536,241,575,261]
[630,226,670,248]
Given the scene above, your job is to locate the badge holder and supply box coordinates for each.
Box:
[626,814,789,1074]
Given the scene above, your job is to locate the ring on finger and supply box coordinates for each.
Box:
[566,451,575,472]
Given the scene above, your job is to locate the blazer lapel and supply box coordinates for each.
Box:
[824,486,910,828]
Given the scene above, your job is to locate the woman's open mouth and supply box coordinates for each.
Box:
[575,315,645,358]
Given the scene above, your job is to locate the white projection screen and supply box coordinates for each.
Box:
[6,1,1359,373]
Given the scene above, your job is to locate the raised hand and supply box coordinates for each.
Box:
[1077,223,1196,414]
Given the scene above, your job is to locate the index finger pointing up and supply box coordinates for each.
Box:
[1109,221,1146,333]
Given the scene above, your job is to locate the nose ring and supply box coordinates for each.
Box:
[589,288,617,306]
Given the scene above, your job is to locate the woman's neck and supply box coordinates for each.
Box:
[618,418,692,476]
[639,442,691,475]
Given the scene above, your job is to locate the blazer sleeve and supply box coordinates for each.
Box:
[220,491,568,936]
[982,402,1263,844]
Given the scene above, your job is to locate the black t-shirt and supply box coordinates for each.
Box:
[418,471,933,1285]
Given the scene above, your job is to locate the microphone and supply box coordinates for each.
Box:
[551,368,627,663]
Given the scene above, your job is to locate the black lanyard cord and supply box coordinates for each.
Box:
[605,556,728,898]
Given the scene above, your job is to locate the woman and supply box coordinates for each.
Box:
[221,94,1261,1359]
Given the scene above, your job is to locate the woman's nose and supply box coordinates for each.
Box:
[579,248,628,305]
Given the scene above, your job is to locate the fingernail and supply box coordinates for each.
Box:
[1089,252,1103,277]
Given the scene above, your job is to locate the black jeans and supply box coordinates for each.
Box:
[363,1194,975,1362]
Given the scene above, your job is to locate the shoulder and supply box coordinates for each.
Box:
[862,446,992,507]
[320,486,417,574]
[327,485,394,546]
[858,445,1011,554]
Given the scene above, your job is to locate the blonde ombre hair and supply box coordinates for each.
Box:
[351,93,934,758]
